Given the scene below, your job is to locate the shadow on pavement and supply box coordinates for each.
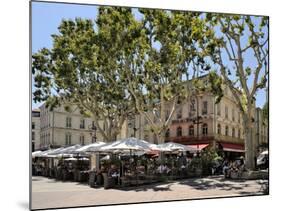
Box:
[114,182,172,192]
[177,177,248,191]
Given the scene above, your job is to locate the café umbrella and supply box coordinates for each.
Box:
[75,142,106,153]
[99,137,153,181]
[47,145,82,158]
[64,157,89,161]
[36,149,54,158]
[43,147,65,158]
[152,142,197,152]
[99,137,153,152]
[49,144,82,155]
[32,150,42,158]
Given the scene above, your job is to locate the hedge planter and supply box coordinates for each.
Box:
[195,169,203,177]
[103,173,116,189]
[73,170,79,182]
[89,172,96,188]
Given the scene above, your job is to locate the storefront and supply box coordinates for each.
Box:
[217,142,245,159]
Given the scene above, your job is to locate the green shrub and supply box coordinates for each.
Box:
[200,148,222,175]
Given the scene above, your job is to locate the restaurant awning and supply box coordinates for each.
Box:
[220,143,244,152]
[186,144,209,151]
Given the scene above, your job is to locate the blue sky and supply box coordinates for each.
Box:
[31,1,267,109]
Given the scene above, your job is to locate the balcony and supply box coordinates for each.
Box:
[165,133,244,145]
[165,135,215,144]
[215,134,244,144]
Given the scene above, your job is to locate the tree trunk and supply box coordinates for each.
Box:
[243,116,256,170]
[157,131,165,144]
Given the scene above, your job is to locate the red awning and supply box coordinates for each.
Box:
[186,144,209,151]
[220,143,244,152]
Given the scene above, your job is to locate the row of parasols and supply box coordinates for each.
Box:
[32,137,199,159]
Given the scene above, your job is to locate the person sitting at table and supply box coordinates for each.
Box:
[157,164,166,174]
[166,164,171,175]
[157,163,170,174]
[108,164,119,184]
[223,160,230,178]
[35,164,42,176]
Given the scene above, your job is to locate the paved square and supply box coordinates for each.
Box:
[32,176,268,210]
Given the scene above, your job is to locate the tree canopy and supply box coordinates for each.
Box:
[203,14,269,169]
[32,6,269,160]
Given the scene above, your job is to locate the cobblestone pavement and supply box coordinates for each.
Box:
[31,176,268,210]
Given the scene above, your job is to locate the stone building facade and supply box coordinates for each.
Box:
[35,78,268,155]
[127,84,247,155]
[32,109,41,151]
[255,107,269,152]
[38,103,125,150]
[127,80,268,157]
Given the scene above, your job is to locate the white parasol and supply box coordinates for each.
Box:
[75,142,106,153]
[151,142,197,152]
[48,145,82,156]
[99,137,153,152]
[32,150,42,158]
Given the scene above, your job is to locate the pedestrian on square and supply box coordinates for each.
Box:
[222,160,230,178]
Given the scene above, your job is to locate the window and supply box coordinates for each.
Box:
[202,123,208,136]
[165,129,169,138]
[177,127,182,137]
[80,135,85,145]
[232,109,235,121]
[128,118,135,128]
[225,106,228,119]
[80,119,85,129]
[32,132,35,140]
[177,108,182,119]
[32,111,40,117]
[202,101,208,115]
[217,124,221,135]
[65,133,72,145]
[32,122,35,130]
[238,129,241,138]
[47,133,49,145]
[225,126,229,136]
[190,99,196,112]
[189,125,194,136]
[232,128,235,137]
[217,103,221,116]
[238,113,241,123]
[66,117,72,128]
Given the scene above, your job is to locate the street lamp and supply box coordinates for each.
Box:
[89,122,97,143]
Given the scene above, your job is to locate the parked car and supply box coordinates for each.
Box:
[257,151,269,170]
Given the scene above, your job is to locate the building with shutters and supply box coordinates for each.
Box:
[32,109,41,151]
[126,78,267,158]
[38,103,127,150]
